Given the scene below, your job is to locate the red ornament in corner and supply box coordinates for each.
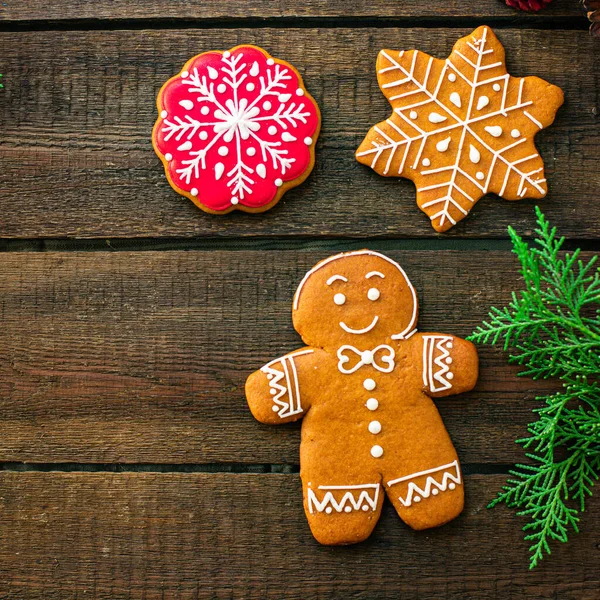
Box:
[504,0,553,10]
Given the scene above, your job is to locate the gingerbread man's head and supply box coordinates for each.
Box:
[292,250,418,350]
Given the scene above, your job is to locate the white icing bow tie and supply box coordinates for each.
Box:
[337,344,395,374]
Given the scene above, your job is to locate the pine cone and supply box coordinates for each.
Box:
[505,0,553,10]
[582,0,600,37]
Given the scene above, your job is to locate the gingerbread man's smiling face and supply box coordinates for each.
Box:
[293,251,419,350]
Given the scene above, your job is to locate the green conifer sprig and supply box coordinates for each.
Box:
[468,207,600,569]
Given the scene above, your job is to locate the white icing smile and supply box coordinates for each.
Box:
[339,316,379,335]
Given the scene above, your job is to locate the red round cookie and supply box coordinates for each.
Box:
[153,45,321,214]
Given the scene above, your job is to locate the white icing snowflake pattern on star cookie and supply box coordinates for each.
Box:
[356,26,563,232]
[153,45,320,213]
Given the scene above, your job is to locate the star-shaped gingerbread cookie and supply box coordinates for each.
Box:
[356,26,564,232]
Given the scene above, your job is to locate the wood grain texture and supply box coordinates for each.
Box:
[0,0,585,21]
[0,249,577,464]
[0,28,598,239]
[0,472,598,599]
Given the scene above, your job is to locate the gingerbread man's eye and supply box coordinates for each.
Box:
[367,288,380,301]
[333,293,346,306]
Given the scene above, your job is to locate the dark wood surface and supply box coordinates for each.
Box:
[0,2,598,598]
[0,473,599,600]
[0,0,585,21]
[0,27,598,239]
[0,250,561,464]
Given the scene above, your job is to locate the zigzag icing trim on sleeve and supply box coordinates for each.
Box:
[261,349,314,418]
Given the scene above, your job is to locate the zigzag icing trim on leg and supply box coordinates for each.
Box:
[386,460,462,507]
[307,483,380,514]
[261,350,313,418]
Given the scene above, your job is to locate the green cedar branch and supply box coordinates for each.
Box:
[468,207,600,569]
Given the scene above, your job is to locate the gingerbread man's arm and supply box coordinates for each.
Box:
[246,348,325,424]
[413,333,478,398]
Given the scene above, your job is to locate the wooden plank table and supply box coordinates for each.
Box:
[0,1,598,597]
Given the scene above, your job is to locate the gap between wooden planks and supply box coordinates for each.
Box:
[0,28,597,239]
[0,472,598,599]
[0,0,585,22]
[0,249,581,465]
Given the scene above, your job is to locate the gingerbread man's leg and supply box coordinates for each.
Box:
[383,394,464,530]
[300,429,384,545]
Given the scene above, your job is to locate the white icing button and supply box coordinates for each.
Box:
[447,372,454,380]
[272,405,279,412]
[268,125,277,135]
[270,388,276,396]
[422,158,431,167]
[304,137,313,145]
[263,101,272,110]
[361,350,373,365]
[449,482,456,490]
[246,82,255,92]
[218,146,229,157]
[160,110,168,118]
[344,506,352,513]
[231,197,239,205]
[446,342,453,349]
[296,88,304,96]
[247,147,256,157]
[223,51,231,58]
[371,445,383,458]
[409,110,418,120]
[165,153,173,161]
[325,506,332,514]
[333,293,346,306]
[275,178,283,187]
[448,73,456,82]
[368,421,382,434]
[476,172,485,180]
[217,83,226,93]
[366,398,379,411]
[493,83,501,91]
[181,71,189,78]
[446,357,453,364]
[362,505,369,512]
[199,131,208,140]
[364,378,376,391]
[190,188,198,197]
[432,488,439,495]
[511,129,520,138]
[367,288,380,301]
[201,106,210,115]
[267,58,275,66]
[413,496,421,503]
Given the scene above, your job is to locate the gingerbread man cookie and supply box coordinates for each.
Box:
[153,45,320,214]
[356,26,563,232]
[246,250,478,545]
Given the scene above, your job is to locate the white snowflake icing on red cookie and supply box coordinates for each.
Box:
[153,45,321,213]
